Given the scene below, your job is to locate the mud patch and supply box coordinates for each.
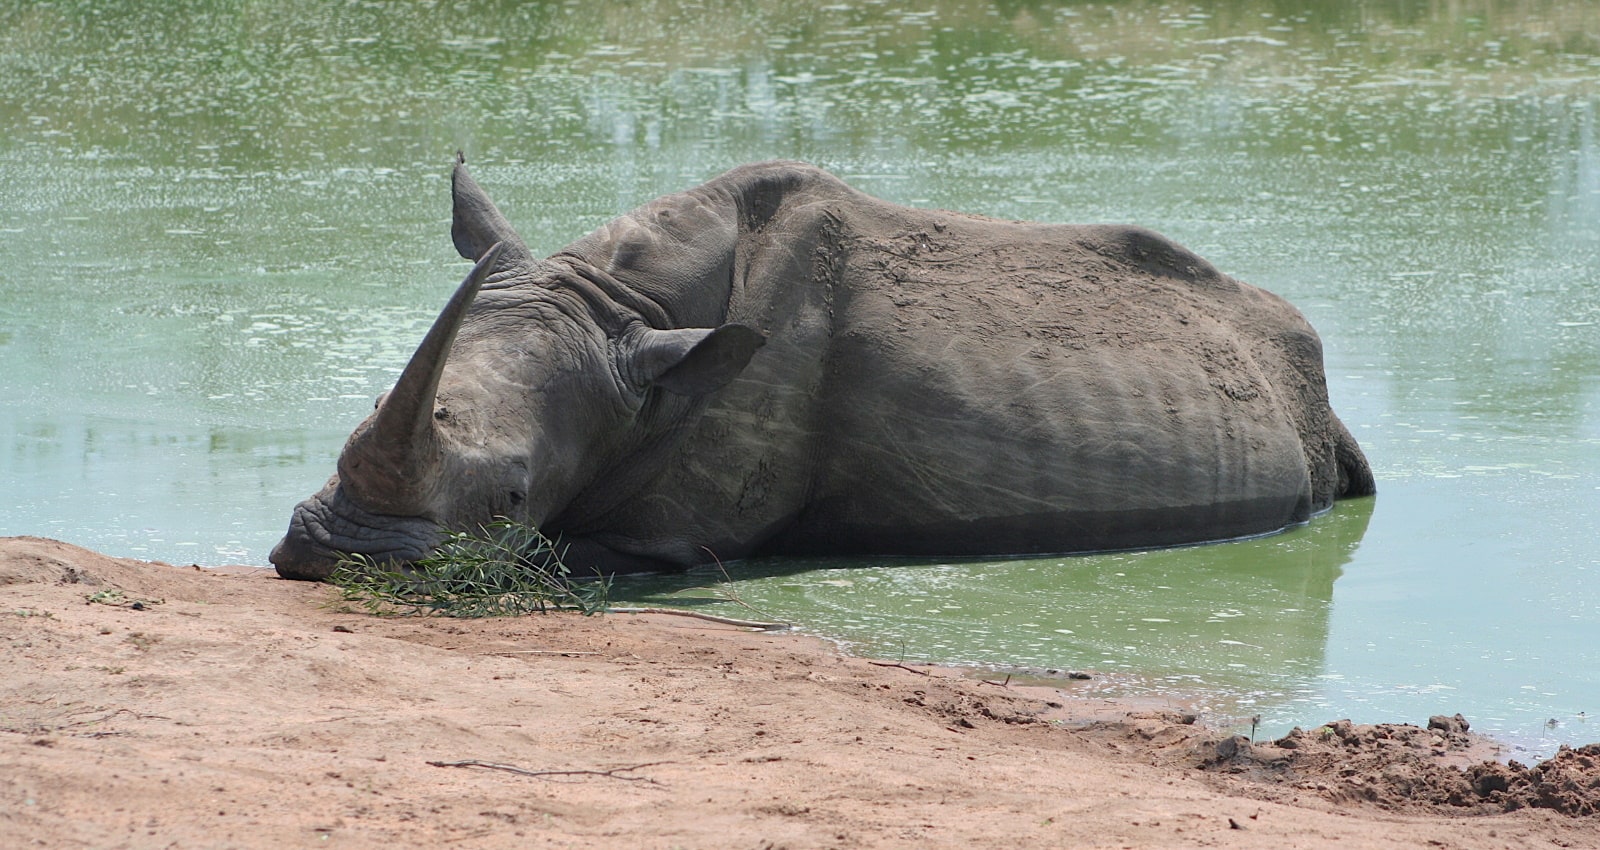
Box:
[1081,711,1600,816]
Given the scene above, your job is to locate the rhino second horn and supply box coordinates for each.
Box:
[451,154,532,268]
[338,243,504,510]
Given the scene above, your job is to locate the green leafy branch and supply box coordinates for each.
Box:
[327,520,609,618]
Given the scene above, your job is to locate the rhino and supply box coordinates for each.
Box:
[269,157,1374,580]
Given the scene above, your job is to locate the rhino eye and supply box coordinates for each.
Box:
[508,490,525,506]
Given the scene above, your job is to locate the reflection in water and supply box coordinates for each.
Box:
[1,411,326,562]
[618,498,1375,729]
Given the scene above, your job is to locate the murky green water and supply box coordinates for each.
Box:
[3,1,1596,755]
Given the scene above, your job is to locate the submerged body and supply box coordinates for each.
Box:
[270,159,1373,579]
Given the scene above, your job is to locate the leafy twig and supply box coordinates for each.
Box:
[328,520,609,618]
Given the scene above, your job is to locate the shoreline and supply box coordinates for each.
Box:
[620,581,1580,764]
[906,661,1579,764]
[4,535,1597,847]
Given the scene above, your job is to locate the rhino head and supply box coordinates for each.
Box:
[268,157,762,580]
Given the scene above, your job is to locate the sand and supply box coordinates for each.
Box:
[3,535,1596,849]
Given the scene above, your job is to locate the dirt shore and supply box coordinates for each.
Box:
[3,536,1596,849]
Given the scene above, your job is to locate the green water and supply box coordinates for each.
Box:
[2,1,1596,755]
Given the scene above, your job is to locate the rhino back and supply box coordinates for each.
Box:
[730,203,1314,553]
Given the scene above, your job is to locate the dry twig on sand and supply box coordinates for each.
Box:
[427,759,669,785]
[605,606,789,631]
[868,660,932,676]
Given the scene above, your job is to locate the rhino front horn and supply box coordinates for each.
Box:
[336,243,504,512]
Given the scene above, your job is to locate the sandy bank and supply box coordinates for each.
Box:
[2,536,1595,848]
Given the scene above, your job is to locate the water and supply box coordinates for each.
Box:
[2,1,1596,755]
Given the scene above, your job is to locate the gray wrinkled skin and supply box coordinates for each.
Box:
[269,159,1374,580]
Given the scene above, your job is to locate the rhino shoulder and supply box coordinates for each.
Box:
[1084,224,1233,292]
[707,161,866,230]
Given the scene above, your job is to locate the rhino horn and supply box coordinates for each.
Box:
[337,243,504,510]
[451,152,532,271]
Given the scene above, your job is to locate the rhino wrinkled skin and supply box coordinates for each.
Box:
[269,158,1374,580]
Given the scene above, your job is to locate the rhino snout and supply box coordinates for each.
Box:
[269,491,442,581]
[268,531,343,581]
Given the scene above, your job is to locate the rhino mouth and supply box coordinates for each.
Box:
[269,486,443,581]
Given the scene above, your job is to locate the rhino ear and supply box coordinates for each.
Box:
[626,324,764,397]
[451,152,533,271]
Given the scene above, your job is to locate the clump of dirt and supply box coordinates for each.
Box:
[1190,714,1600,816]
[1462,743,1600,816]
[897,681,1052,728]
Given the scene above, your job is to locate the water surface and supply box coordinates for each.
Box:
[2,0,1596,755]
